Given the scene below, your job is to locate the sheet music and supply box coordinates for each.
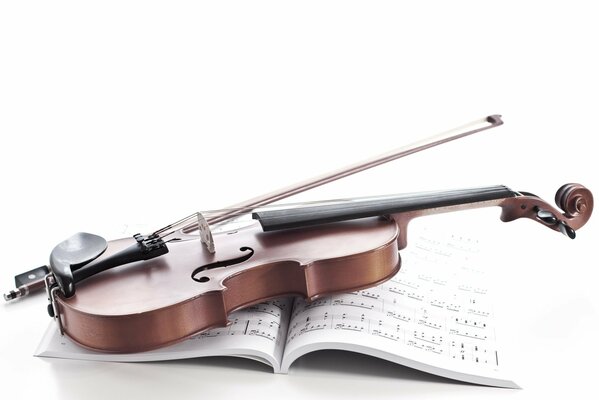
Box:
[281,227,517,388]
[35,297,292,369]
[35,223,516,387]
[193,300,287,343]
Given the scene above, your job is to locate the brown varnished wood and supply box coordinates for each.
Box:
[56,217,400,352]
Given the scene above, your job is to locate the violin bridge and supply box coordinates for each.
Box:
[196,212,215,254]
[152,212,215,254]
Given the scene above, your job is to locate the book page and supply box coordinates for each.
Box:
[35,297,293,370]
[281,227,517,388]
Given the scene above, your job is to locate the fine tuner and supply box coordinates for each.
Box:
[3,115,593,353]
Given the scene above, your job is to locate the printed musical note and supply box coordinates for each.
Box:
[453,316,488,329]
[449,327,490,341]
[194,298,291,343]
[386,309,412,322]
[449,341,495,365]
[416,311,444,330]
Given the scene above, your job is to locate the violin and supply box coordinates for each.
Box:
[3,115,593,353]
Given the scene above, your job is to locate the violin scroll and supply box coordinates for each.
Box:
[555,183,593,219]
[500,183,593,237]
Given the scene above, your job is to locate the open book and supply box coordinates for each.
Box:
[35,227,517,388]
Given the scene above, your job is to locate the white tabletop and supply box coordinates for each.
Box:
[1,2,598,399]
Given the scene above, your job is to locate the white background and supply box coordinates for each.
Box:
[1,1,597,399]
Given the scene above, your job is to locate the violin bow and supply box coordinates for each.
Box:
[4,115,503,301]
[202,115,504,227]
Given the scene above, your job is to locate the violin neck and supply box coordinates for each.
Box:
[253,185,519,231]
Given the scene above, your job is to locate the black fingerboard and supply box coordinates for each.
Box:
[252,186,517,231]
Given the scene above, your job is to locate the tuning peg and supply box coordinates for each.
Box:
[537,209,558,225]
[558,221,576,239]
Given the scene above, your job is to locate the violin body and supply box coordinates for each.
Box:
[57,217,400,352]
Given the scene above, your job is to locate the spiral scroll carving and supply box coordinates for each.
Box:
[555,183,594,223]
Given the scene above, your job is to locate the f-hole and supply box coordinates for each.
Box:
[192,247,254,282]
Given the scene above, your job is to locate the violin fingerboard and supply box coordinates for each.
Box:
[253,186,516,231]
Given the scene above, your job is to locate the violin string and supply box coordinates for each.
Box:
[212,186,513,214]
[153,213,199,236]
[203,187,514,229]
[201,186,509,214]
[153,185,518,236]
